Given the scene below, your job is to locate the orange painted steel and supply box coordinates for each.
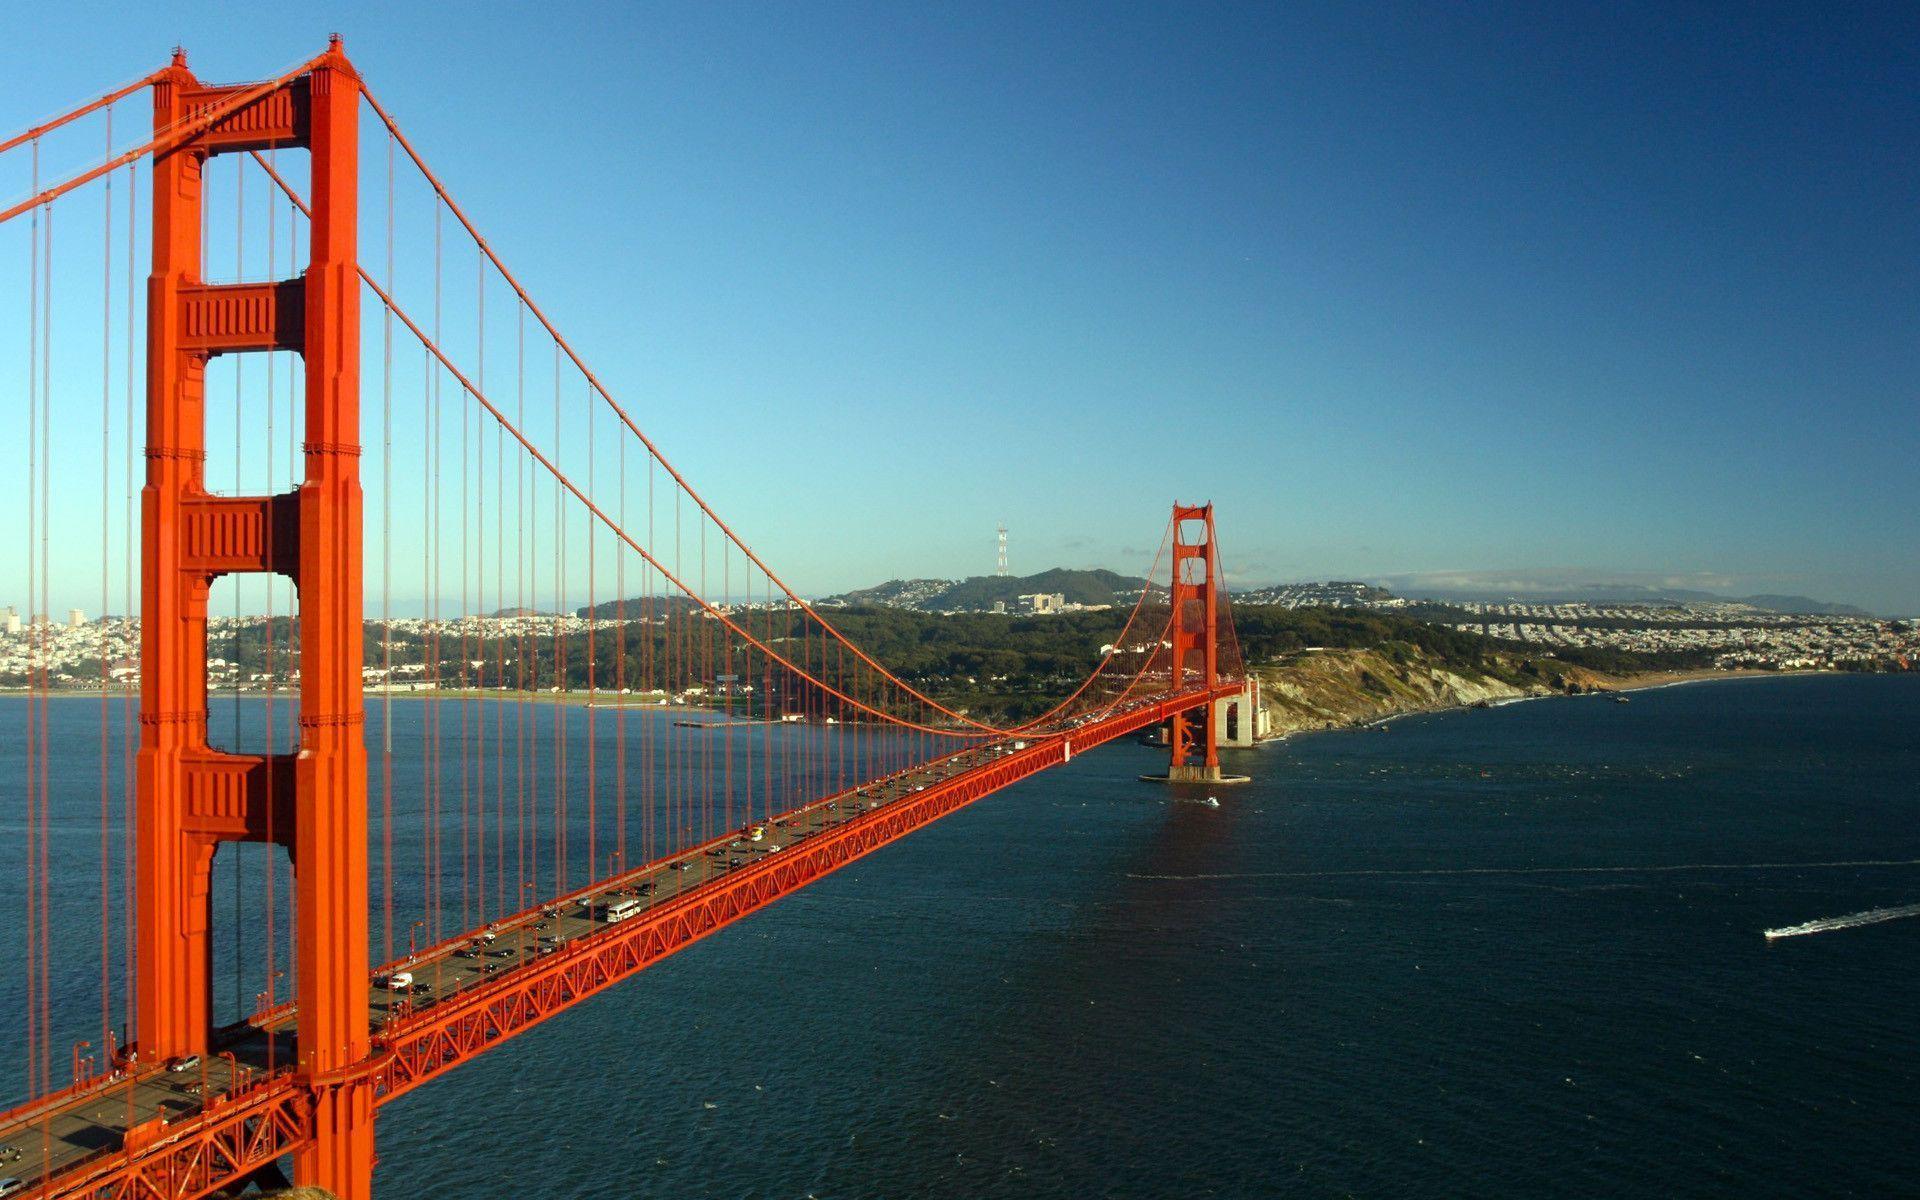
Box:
[134,39,374,1199]
[30,1079,310,1200]
[12,44,1253,1200]
[24,689,1232,1200]
[0,52,329,226]
[368,690,1232,1101]
[356,84,1041,736]
[0,68,162,156]
[1167,503,1223,773]
[232,153,1002,741]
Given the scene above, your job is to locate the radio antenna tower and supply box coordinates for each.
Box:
[997,524,1010,576]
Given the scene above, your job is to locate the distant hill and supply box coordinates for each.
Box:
[1736,594,1873,617]
[824,568,1153,613]
[573,594,703,620]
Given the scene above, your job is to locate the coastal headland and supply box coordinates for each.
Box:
[1247,646,1782,740]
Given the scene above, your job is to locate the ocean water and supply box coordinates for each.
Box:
[4,674,1918,1196]
[372,674,1920,1198]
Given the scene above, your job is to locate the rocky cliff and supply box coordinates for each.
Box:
[1251,646,1615,737]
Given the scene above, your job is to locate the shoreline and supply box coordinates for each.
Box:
[1250,666,1847,745]
[1608,666,1796,693]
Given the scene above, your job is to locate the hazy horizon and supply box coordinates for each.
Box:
[4,3,1915,614]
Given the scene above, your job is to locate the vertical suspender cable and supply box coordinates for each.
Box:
[382,132,395,965]
[586,385,597,879]
[722,541,731,834]
[122,150,138,1071]
[428,198,442,948]
[477,252,488,922]
[232,151,245,1024]
[460,250,474,934]
[525,318,537,903]
[262,146,278,1059]
[99,106,115,1053]
[516,305,526,903]
[645,455,654,865]
[553,339,566,894]
[672,484,681,851]
[25,137,40,1103]
[495,356,507,918]
[698,511,707,842]
[40,174,56,1101]
[616,399,626,872]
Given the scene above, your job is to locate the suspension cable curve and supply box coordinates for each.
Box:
[355,83,1034,731]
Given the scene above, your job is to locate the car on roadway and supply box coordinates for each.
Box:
[1,1175,26,1196]
[167,1054,201,1073]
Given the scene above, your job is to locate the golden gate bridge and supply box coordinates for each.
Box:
[0,41,1249,1198]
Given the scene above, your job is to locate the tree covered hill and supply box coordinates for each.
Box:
[823,567,1153,612]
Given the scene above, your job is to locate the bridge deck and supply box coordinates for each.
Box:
[0,687,1236,1199]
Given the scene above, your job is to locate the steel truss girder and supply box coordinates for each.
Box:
[27,687,1236,1199]
[368,688,1237,1102]
[31,1080,310,1200]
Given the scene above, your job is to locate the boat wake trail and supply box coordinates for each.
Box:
[1763,902,1920,940]
[1126,858,1920,882]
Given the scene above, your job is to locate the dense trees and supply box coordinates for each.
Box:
[186,603,1710,722]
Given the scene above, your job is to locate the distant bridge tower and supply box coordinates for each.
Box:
[997,524,1009,575]
[137,39,374,1199]
[1152,503,1250,785]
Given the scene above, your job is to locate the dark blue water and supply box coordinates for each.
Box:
[5,675,1919,1195]
[371,675,1920,1198]
[0,695,929,1077]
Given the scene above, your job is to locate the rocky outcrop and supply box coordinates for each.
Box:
[1251,647,1614,738]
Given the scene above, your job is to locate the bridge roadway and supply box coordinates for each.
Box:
[0,686,1235,1199]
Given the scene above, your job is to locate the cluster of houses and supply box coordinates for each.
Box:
[1446,602,1918,670]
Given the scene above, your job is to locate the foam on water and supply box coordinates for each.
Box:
[1764,901,1920,940]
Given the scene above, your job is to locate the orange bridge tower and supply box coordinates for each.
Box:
[1155,502,1251,785]
[136,38,374,1197]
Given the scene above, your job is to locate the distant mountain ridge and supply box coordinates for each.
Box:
[1394,581,1871,616]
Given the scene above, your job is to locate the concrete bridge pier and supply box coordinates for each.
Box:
[1142,678,1264,785]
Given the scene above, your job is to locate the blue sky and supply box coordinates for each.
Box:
[4,2,1917,612]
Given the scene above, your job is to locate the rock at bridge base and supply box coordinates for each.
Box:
[1138,765,1251,785]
